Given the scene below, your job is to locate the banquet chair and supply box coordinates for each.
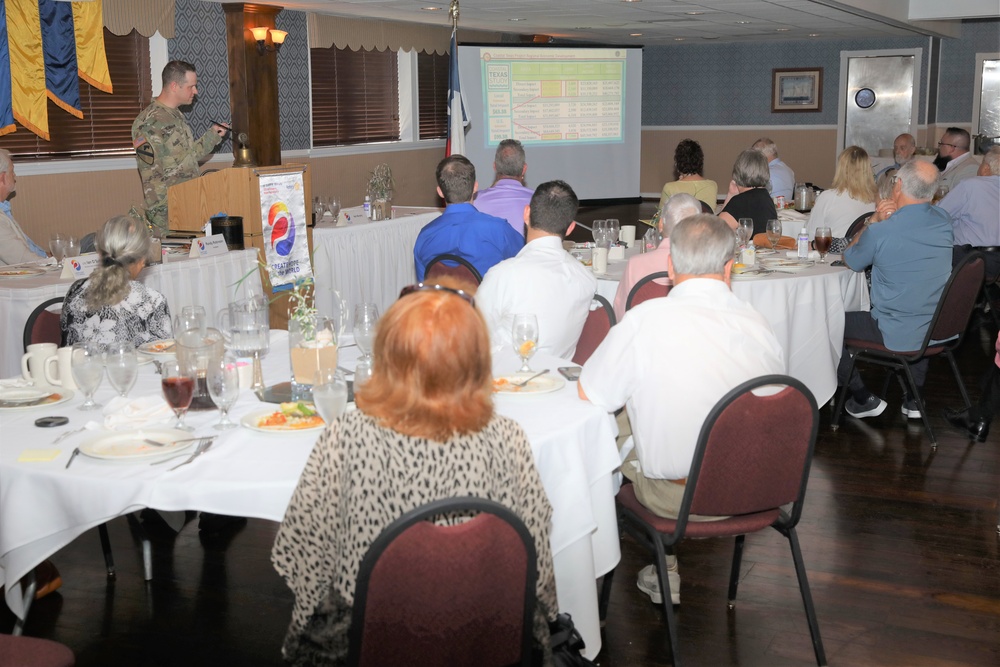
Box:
[573,294,615,365]
[347,497,537,667]
[425,253,483,285]
[0,633,75,666]
[844,211,874,242]
[830,252,985,447]
[22,297,65,351]
[598,375,826,667]
[626,271,671,311]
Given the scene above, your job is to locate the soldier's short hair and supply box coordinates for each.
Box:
[162,60,196,88]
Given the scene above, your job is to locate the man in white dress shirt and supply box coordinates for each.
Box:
[0,149,47,265]
[578,214,784,605]
[752,137,795,199]
[476,180,597,359]
[935,127,980,191]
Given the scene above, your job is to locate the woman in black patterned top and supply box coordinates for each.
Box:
[272,279,558,666]
[61,215,171,346]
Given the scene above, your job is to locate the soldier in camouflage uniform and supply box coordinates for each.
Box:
[132,60,228,234]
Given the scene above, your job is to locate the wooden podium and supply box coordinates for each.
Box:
[167,164,312,329]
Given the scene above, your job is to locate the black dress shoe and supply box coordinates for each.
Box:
[944,408,991,443]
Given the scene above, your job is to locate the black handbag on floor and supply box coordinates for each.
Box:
[549,613,596,667]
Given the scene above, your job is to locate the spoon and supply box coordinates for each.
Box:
[512,369,549,388]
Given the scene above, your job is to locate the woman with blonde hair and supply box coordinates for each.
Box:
[272,279,558,665]
[807,145,878,238]
[61,215,171,345]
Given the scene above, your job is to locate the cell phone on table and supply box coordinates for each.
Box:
[558,366,582,381]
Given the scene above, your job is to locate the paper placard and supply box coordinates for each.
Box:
[60,255,100,279]
[189,234,229,258]
[18,449,61,462]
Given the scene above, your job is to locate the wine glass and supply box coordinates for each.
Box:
[49,233,66,264]
[814,226,833,263]
[328,196,341,220]
[765,219,782,251]
[591,220,606,246]
[354,356,373,392]
[606,219,621,246]
[313,368,348,424]
[161,359,195,431]
[512,313,539,373]
[70,341,104,411]
[354,303,380,361]
[64,235,80,258]
[738,218,754,247]
[105,342,138,398]
[207,352,239,430]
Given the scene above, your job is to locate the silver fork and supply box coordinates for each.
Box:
[512,369,549,387]
[167,438,214,472]
[53,426,87,445]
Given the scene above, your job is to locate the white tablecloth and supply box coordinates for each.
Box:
[0,331,619,658]
[312,208,440,329]
[0,250,263,378]
[595,249,869,405]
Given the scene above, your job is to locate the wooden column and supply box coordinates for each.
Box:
[223,3,282,167]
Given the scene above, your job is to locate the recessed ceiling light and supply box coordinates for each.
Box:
[685,11,703,15]
[735,20,751,24]
[674,37,685,41]
[420,6,441,11]
[508,18,526,21]
[776,28,790,32]
[620,0,642,3]
[809,33,820,37]
[630,33,643,36]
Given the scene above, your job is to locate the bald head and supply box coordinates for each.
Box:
[893,133,916,164]
[896,160,939,203]
[978,146,1000,176]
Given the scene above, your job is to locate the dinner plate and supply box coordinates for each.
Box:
[493,373,566,395]
[240,408,327,434]
[138,339,177,359]
[0,386,54,404]
[79,428,195,461]
[731,272,770,281]
[0,267,45,277]
[759,259,814,272]
[0,389,73,410]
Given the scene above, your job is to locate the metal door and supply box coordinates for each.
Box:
[844,56,915,156]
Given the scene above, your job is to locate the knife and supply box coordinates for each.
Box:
[65,447,80,469]
[0,393,61,409]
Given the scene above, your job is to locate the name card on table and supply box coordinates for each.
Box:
[59,255,100,279]
[189,234,229,258]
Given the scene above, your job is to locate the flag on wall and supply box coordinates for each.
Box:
[445,26,467,157]
[41,0,83,118]
[7,0,49,140]
[0,1,15,137]
[72,0,112,94]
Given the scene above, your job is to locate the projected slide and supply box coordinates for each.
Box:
[480,48,626,145]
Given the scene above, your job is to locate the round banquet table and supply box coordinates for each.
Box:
[596,247,870,405]
[0,331,619,659]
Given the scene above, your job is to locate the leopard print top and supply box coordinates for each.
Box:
[271,409,557,665]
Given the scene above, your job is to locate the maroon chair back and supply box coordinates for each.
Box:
[844,211,874,241]
[925,253,985,349]
[425,254,483,285]
[625,271,671,311]
[0,633,75,666]
[347,497,536,667]
[572,294,615,365]
[23,297,65,351]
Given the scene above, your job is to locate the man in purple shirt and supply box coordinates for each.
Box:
[474,139,534,238]
[941,146,1000,279]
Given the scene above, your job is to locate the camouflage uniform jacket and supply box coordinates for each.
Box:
[132,101,223,232]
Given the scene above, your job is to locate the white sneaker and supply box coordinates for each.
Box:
[637,562,681,605]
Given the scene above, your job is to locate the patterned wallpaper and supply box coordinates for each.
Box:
[275,11,311,151]
[937,19,1000,123]
[166,0,231,157]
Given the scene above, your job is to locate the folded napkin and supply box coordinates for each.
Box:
[778,209,808,221]
[0,378,33,388]
[785,250,821,260]
[101,395,174,430]
[752,234,797,250]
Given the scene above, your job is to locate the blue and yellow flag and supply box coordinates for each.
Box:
[7,0,48,140]
[0,0,15,137]
[72,0,111,94]
[41,0,82,119]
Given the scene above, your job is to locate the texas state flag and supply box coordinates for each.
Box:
[445,26,468,157]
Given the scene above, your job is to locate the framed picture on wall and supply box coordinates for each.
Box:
[771,68,823,112]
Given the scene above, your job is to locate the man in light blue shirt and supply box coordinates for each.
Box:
[0,150,47,265]
[473,139,534,238]
[752,137,795,199]
[839,160,953,420]
[941,146,1000,278]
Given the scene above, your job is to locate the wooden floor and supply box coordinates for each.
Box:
[3,202,999,666]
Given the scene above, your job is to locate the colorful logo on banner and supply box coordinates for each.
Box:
[268,202,296,256]
[259,171,310,288]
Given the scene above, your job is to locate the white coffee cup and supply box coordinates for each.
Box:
[43,346,78,390]
[21,343,58,385]
[619,225,636,247]
[592,247,609,274]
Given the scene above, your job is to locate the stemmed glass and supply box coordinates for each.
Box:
[591,220,607,246]
[49,233,66,264]
[328,196,341,220]
[606,219,621,246]
[814,226,833,263]
[765,219,782,251]
[512,313,539,373]
[64,235,80,259]
[207,352,239,430]
[738,218,754,247]
[71,341,104,411]
[161,359,195,431]
[313,368,348,424]
[105,342,138,398]
[354,303,379,362]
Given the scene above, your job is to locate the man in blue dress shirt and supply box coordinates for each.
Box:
[413,155,524,282]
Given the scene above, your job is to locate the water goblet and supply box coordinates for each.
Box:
[313,368,348,424]
[354,357,373,392]
[814,226,833,263]
[174,305,207,338]
[512,313,539,373]
[49,233,66,264]
[354,303,380,361]
[738,218,754,246]
[71,341,104,411]
[207,352,239,430]
[64,235,80,258]
[161,358,195,431]
[328,196,341,220]
[591,220,606,246]
[606,219,621,245]
[105,342,138,398]
[765,219,782,250]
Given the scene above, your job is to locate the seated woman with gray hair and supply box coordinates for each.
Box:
[61,215,172,346]
[719,149,779,235]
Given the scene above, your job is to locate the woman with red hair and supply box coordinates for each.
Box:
[272,279,557,665]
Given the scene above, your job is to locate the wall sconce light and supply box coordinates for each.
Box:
[251,27,287,55]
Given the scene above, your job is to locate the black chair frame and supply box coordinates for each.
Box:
[22,296,65,352]
[424,253,483,284]
[625,270,671,311]
[347,496,537,667]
